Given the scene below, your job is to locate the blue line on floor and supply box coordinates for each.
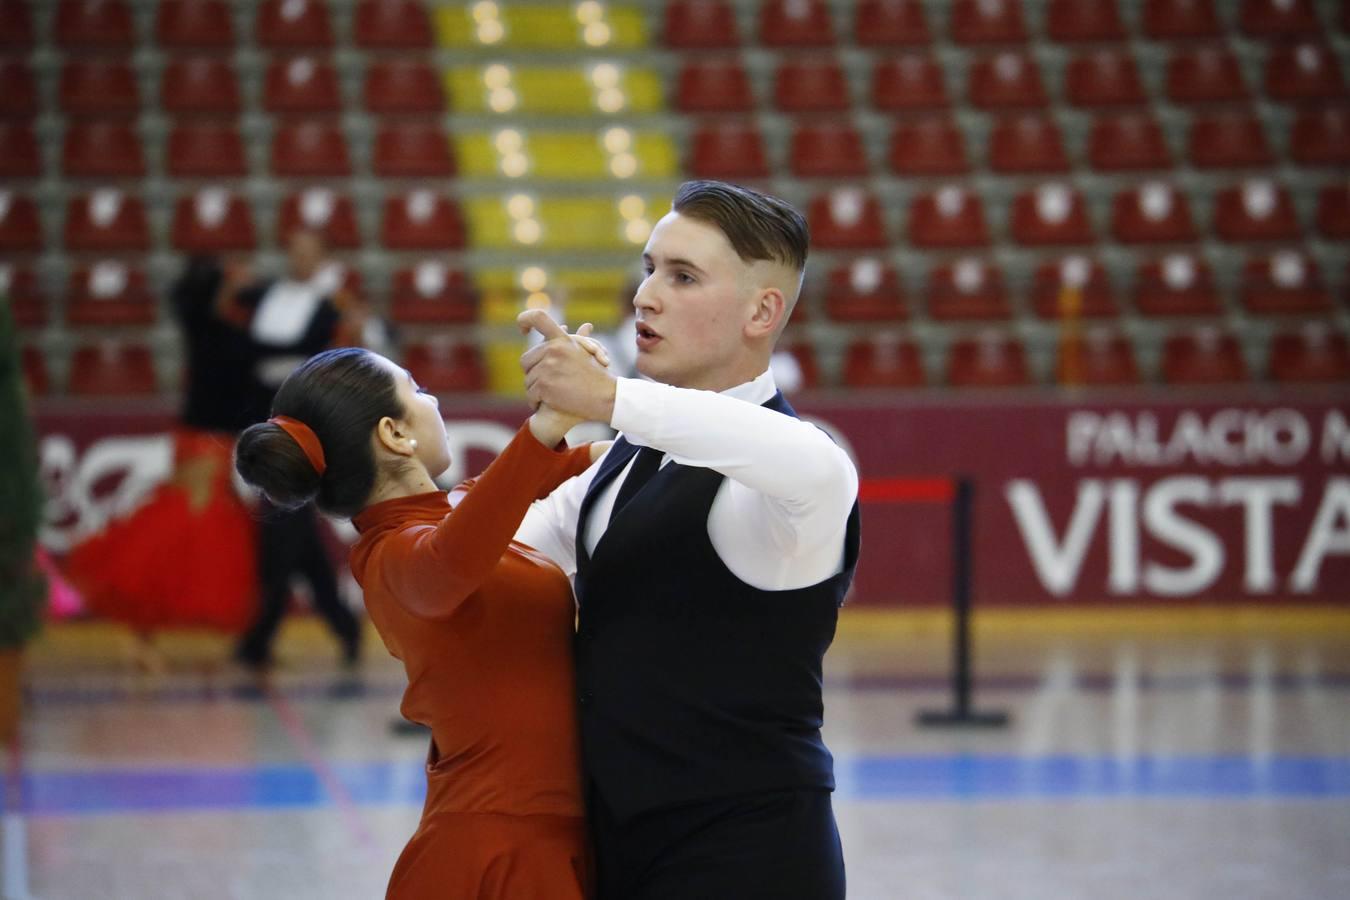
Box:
[22,672,1350,707]
[6,755,1349,816]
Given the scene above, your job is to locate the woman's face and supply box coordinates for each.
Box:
[380,356,451,479]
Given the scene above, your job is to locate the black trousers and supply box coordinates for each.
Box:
[589,784,845,900]
[235,502,360,665]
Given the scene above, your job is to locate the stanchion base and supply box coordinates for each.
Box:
[916,709,1010,728]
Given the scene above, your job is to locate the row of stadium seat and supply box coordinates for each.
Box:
[4,181,1347,253]
[20,322,1349,399]
[7,248,1345,331]
[15,1,1342,54]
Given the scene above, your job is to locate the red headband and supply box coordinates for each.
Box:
[269,415,327,476]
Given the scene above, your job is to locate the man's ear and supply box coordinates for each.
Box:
[747,286,786,340]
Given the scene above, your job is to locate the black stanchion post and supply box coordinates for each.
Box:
[917,477,1009,728]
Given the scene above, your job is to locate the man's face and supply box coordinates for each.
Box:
[287,232,324,281]
[632,212,757,392]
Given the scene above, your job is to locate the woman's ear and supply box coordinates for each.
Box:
[374,416,416,457]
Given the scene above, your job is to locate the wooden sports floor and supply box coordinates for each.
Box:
[4,608,1348,900]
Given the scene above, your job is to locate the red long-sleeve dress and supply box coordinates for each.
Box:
[349,424,596,900]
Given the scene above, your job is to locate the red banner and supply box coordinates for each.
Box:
[33,390,1350,607]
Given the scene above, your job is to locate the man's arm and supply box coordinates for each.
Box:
[513,451,606,578]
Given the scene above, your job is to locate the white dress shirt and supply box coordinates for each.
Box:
[514,370,859,592]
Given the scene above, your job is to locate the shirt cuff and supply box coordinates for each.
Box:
[609,377,666,441]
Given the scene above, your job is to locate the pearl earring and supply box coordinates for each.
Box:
[409,439,418,449]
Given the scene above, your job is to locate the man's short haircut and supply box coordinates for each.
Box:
[672,180,809,272]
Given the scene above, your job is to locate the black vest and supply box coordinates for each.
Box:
[574,391,862,821]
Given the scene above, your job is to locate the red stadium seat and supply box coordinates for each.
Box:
[1162,328,1247,384]
[855,0,930,47]
[380,191,466,250]
[968,52,1047,109]
[790,122,868,178]
[256,0,333,48]
[889,116,969,175]
[0,122,40,178]
[989,115,1069,173]
[166,122,248,177]
[21,346,49,395]
[1046,0,1125,42]
[364,59,444,114]
[264,56,342,114]
[1065,50,1146,107]
[156,0,235,48]
[872,55,949,111]
[1265,43,1345,102]
[65,262,156,326]
[0,264,46,327]
[1111,182,1198,244]
[403,341,487,393]
[950,0,1027,44]
[278,189,361,249]
[64,190,149,252]
[1291,106,1350,166]
[0,191,42,252]
[909,186,989,248]
[843,337,924,388]
[824,258,908,321]
[1011,184,1094,246]
[675,59,753,114]
[354,0,434,49]
[689,121,769,179]
[783,342,821,389]
[1143,0,1221,39]
[271,121,351,177]
[1166,47,1248,104]
[68,340,158,395]
[60,60,139,117]
[1189,111,1274,169]
[1088,113,1171,171]
[0,59,37,117]
[1057,330,1139,386]
[1240,250,1332,314]
[1031,256,1118,319]
[1133,253,1223,316]
[809,189,889,249]
[55,0,134,49]
[927,258,1010,320]
[1268,324,1350,383]
[1240,0,1320,36]
[172,188,257,251]
[161,56,241,115]
[760,0,835,47]
[774,58,850,113]
[947,333,1030,387]
[0,0,32,47]
[62,121,146,178]
[1213,180,1300,243]
[389,263,477,324]
[1316,182,1350,238]
[373,122,455,177]
[664,0,739,49]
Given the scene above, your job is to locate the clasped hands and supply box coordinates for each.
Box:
[518,309,620,439]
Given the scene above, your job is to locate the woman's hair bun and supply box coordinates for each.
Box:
[234,421,322,510]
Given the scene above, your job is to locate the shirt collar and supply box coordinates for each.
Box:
[722,369,777,405]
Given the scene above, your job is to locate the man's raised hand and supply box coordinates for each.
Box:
[517,309,618,424]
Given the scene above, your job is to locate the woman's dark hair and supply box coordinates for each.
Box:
[234,347,404,518]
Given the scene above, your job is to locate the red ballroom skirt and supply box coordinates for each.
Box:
[67,429,257,633]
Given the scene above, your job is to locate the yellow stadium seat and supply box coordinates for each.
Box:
[445,64,663,115]
[455,128,678,180]
[463,193,671,251]
[435,3,647,51]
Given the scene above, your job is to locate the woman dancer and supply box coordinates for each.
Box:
[233,341,608,899]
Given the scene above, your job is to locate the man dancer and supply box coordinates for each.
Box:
[516,181,860,900]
